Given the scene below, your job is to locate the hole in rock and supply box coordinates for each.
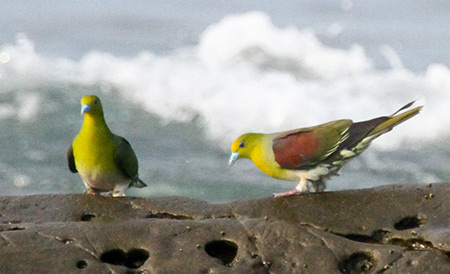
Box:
[76,260,88,269]
[335,233,379,244]
[205,240,238,266]
[388,238,433,250]
[339,252,374,274]
[80,213,96,222]
[125,248,150,269]
[101,249,126,266]
[100,248,149,269]
[61,238,74,244]
[394,215,425,230]
[8,226,25,231]
[146,211,192,220]
[371,229,390,242]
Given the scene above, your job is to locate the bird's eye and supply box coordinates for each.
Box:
[94,99,98,105]
[239,142,245,148]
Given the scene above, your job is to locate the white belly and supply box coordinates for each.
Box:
[79,167,130,192]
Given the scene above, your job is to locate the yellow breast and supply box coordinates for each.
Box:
[250,135,301,181]
[72,117,118,175]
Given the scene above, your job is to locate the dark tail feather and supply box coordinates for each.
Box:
[130,178,147,188]
[369,101,423,136]
[390,100,416,117]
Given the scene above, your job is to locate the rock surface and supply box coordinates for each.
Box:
[1,182,450,273]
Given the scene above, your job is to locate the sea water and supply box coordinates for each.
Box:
[1,1,449,203]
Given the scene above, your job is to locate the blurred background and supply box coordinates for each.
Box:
[0,0,449,203]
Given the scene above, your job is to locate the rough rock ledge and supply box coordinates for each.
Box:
[1,182,450,273]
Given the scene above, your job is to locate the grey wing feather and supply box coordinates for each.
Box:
[113,137,147,188]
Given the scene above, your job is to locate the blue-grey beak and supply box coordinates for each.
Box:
[229,152,239,166]
[81,104,91,114]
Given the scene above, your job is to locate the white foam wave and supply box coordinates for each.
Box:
[0,33,74,87]
[198,12,372,80]
[1,12,450,150]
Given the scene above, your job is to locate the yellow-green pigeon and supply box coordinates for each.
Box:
[229,101,422,197]
[67,95,146,197]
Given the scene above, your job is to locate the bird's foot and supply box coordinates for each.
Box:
[296,179,313,193]
[273,189,300,197]
[112,184,127,197]
[86,188,101,195]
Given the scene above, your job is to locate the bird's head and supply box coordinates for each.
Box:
[80,95,104,117]
[229,133,260,166]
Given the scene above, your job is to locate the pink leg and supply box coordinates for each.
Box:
[273,189,299,197]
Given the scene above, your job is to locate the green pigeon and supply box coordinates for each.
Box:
[229,101,422,197]
[68,95,146,196]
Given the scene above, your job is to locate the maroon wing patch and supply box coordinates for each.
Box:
[273,130,319,169]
